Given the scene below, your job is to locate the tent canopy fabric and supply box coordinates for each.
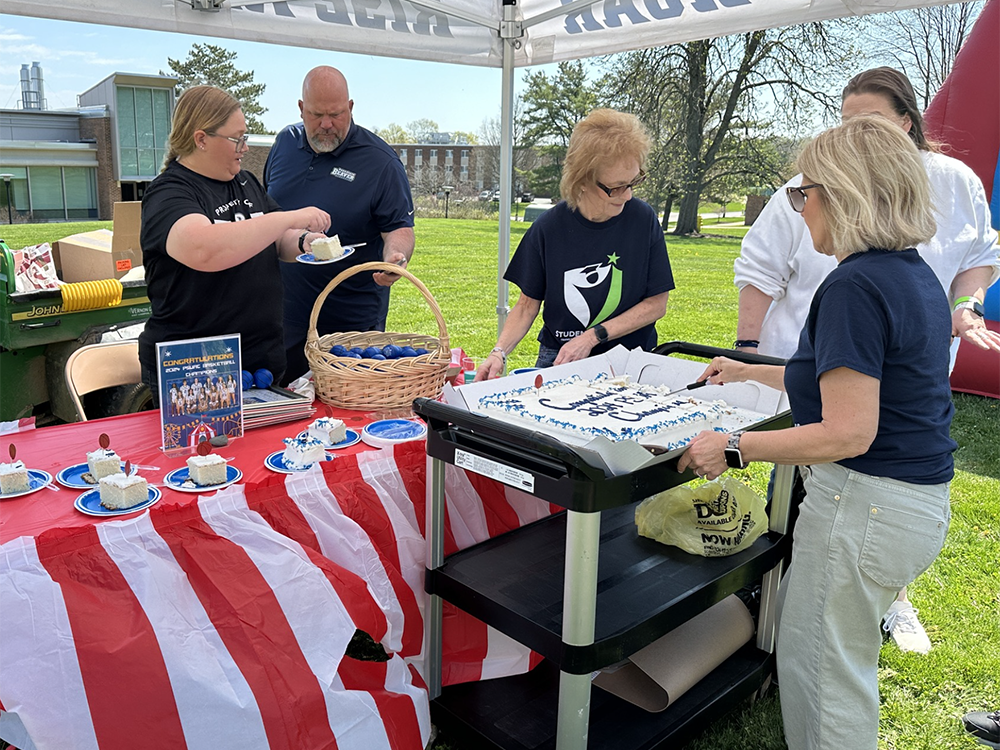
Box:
[4,0,965,69]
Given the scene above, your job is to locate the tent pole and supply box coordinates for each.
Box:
[497,0,517,346]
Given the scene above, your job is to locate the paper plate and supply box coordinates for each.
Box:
[297,429,361,450]
[74,486,162,517]
[164,465,243,493]
[57,461,137,489]
[0,469,53,500]
[264,450,334,474]
[295,246,357,265]
[361,419,427,448]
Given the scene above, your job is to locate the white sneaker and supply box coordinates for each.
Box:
[882,600,932,654]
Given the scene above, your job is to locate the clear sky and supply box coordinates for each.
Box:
[0,13,553,137]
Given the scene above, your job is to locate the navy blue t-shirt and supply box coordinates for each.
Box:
[784,249,956,484]
[264,121,413,349]
[505,199,674,354]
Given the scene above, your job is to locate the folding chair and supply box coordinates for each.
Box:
[64,340,143,422]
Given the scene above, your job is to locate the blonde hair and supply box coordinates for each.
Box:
[560,109,650,210]
[796,115,935,256]
[163,85,242,169]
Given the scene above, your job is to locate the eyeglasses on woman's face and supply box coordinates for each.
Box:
[786,183,823,213]
[208,132,250,152]
[596,169,647,198]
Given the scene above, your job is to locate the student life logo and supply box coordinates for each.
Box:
[563,253,623,332]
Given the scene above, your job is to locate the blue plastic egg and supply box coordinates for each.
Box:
[330,344,348,356]
[400,346,418,357]
[362,346,382,359]
[414,347,430,356]
[349,347,364,356]
[254,368,274,389]
[382,344,402,359]
[344,351,362,359]
[370,354,386,360]
[241,370,254,391]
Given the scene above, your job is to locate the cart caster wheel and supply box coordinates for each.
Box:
[89,383,154,418]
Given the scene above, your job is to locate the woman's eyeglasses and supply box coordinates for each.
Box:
[596,169,647,198]
[785,183,823,213]
[208,133,250,151]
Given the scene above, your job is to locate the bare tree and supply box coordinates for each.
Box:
[861,2,984,108]
[477,97,540,195]
[603,23,854,234]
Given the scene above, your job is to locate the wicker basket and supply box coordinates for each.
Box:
[304,261,451,410]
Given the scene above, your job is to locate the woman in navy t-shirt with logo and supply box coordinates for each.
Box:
[679,116,955,750]
[475,108,674,380]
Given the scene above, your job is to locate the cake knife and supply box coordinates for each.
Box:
[661,378,710,399]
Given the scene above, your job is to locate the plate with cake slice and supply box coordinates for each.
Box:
[74,486,162,517]
[297,429,361,450]
[164,465,243,493]
[296,246,358,265]
[264,451,334,474]
[0,469,53,500]
[57,461,138,489]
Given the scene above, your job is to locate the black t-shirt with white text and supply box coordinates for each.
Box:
[138,161,285,381]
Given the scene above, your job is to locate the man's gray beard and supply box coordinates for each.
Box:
[308,133,342,153]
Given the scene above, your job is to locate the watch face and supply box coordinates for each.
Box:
[724,448,744,470]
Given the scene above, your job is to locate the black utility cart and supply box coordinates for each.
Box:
[414,342,796,750]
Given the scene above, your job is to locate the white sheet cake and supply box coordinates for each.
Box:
[98,472,148,510]
[0,460,30,494]
[282,434,326,470]
[310,235,345,261]
[87,448,121,480]
[307,417,347,445]
[476,372,729,451]
[186,454,228,486]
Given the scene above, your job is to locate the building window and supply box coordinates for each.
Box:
[461,149,469,158]
[399,149,407,161]
[446,149,453,159]
[4,165,98,222]
[117,85,171,179]
[430,149,437,159]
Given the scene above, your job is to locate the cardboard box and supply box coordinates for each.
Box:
[443,346,790,476]
[55,202,142,282]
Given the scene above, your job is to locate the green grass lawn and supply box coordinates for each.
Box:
[2,217,996,750]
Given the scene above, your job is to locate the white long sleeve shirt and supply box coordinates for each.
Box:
[734,150,1000,359]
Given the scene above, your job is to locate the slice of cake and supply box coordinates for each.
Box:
[186,454,229,486]
[0,460,31,494]
[307,417,347,445]
[98,472,148,510]
[282,435,326,470]
[311,234,345,261]
[87,448,121,480]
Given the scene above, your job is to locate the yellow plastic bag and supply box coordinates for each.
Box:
[635,476,768,557]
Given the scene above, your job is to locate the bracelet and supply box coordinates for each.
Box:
[488,347,507,366]
[297,231,310,254]
[952,296,979,310]
[733,339,760,348]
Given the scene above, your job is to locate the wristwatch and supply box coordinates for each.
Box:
[724,432,747,469]
[297,231,310,254]
[953,298,985,318]
[592,323,609,344]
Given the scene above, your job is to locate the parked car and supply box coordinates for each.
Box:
[478,190,492,201]
[520,192,534,203]
[491,190,502,202]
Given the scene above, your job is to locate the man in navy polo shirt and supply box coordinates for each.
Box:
[265,66,415,384]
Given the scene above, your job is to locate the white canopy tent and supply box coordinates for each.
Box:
[6,0,960,334]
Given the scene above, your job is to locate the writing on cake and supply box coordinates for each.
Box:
[477,373,734,451]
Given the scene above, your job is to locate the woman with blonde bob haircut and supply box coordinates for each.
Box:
[476,108,673,379]
[139,85,331,400]
[680,115,956,750]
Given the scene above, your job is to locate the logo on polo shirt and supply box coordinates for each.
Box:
[331,167,356,182]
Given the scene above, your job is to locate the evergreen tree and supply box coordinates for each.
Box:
[165,44,270,134]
